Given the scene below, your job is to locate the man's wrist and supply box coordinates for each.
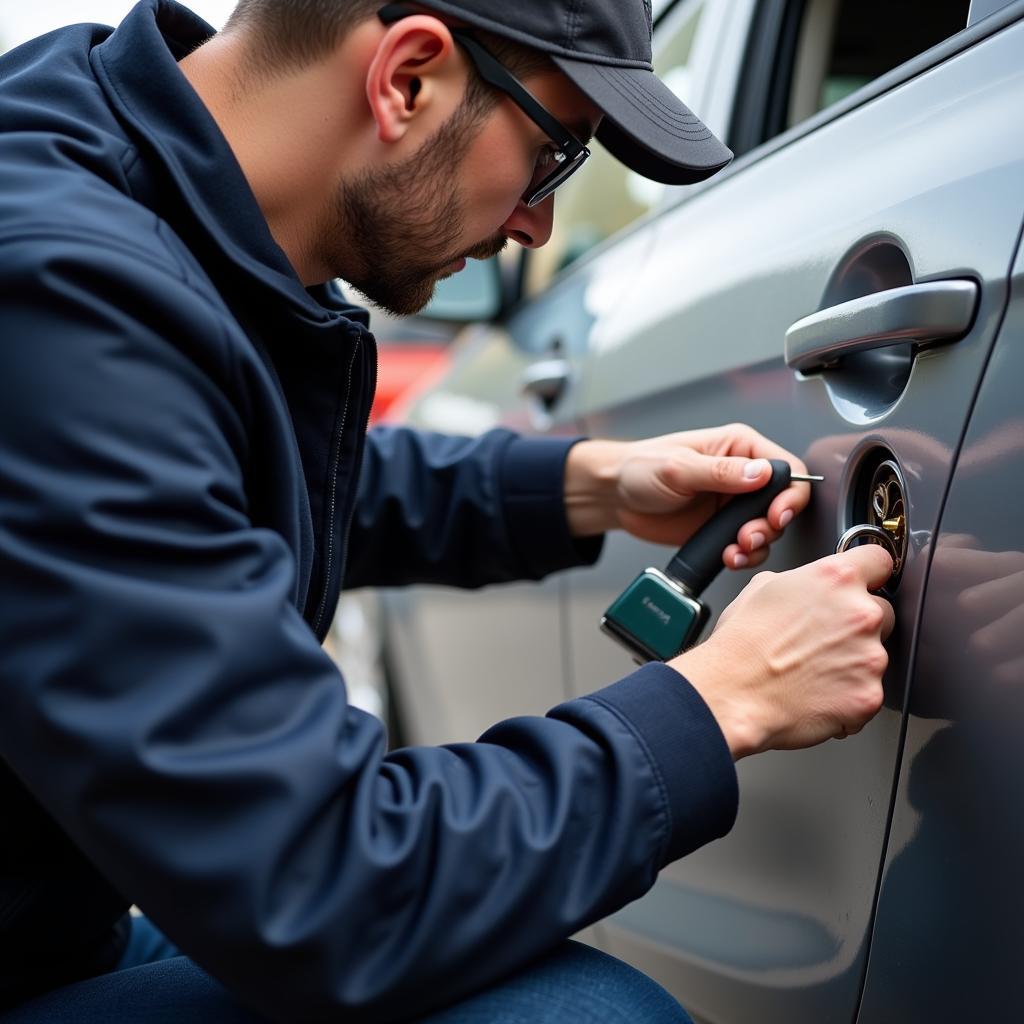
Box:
[669,640,767,761]
[564,439,627,537]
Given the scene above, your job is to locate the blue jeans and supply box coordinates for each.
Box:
[0,917,694,1023]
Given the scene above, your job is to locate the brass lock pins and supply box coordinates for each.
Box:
[869,462,907,576]
[835,457,908,589]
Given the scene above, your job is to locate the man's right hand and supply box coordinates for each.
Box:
[671,545,895,760]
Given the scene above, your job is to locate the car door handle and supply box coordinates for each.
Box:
[521,358,572,407]
[784,280,979,374]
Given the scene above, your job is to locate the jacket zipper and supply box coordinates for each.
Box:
[311,336,363,638]
[311,333,378,640]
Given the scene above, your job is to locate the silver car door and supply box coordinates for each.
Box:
[856,231,1024,1024]
[564,3,1024,1021]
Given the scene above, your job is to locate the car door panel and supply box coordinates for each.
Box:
[856,235,1024,1024]
[564,16,1024,1023]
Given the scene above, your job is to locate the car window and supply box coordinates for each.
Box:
[523,0,706,298]
[787,0,971,129]
[729,0,974,159]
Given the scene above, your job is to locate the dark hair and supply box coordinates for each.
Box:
[225,0,553,114]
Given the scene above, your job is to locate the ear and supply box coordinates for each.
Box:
[365,16,459,144]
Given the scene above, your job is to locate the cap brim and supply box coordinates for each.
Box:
[552,57,733,185]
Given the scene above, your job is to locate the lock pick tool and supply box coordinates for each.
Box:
[601,460,821,663]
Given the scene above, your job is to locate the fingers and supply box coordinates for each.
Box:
[717,477,805,571]
[723,542,773,571]
[722,513,799,572]
[767,485,811,531]
[665,428,820,571]
[725,512,793,570]
[995,656,1024,686]
[873,594,896,641]
[703,423,809,476]
[968,585,1024,664]
[710,426,813,527]
[683,424,813,526]
[938,532,978,550]
[832,544,895,592]
[663,451,777,497]
[736,517,782,553]
[727,528,900,591]
[959,568,1024,620]
[941,548,1024,589]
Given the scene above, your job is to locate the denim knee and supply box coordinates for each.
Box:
[411,940,694,1024]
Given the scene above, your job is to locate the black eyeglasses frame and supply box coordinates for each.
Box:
[377,3,591,207]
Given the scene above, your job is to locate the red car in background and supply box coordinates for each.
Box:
[369,319,454,423]
[353,256,505,423]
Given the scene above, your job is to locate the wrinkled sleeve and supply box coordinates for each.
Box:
[343,425,603,589]
[0,237,737,1023]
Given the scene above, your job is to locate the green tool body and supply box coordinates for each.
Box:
[601,460,795,663]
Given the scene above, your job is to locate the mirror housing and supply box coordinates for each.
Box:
[419,255,503,323]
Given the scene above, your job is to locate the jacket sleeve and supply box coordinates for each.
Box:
[343,425,603,590]
[0,238,738,1023]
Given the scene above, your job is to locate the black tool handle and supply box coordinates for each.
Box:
[665,459,793,595]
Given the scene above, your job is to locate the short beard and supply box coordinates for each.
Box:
[324,100,507,317]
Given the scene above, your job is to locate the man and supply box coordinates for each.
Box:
[0,0,894,1021]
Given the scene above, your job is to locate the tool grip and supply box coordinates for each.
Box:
[665,459,793,594]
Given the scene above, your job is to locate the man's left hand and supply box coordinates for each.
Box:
[564,425,812,570]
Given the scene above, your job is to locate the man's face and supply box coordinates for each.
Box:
[321,68,601,317]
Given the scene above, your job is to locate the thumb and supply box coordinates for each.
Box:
[833,544,895,592]
[665,453,774,497]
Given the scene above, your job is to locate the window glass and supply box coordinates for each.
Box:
[788,0,971,129]
[524,0,705,297]
[418,254,502,323]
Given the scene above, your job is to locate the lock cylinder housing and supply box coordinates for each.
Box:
[848,451,909,590]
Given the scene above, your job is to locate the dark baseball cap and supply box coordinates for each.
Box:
[419,0,732,184]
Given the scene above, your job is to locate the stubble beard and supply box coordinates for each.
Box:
[323,103,507,317]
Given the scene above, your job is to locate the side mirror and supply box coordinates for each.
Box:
[419,255,503,323]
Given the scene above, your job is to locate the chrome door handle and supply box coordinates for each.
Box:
[784,280,979,373]
[521,358,571,407]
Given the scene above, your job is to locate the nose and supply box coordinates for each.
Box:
[502,194,554,249]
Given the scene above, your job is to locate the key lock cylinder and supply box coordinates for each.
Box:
[836,457,908,590]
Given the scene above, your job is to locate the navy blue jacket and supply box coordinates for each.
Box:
[0,1,738,1018]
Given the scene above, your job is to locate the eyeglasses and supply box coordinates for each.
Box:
[378,4,591,207]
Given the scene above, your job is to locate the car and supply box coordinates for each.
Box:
[369,0,1024,1020]
[363,263,508,424]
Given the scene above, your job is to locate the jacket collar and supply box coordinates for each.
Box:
[91,0,370,329]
